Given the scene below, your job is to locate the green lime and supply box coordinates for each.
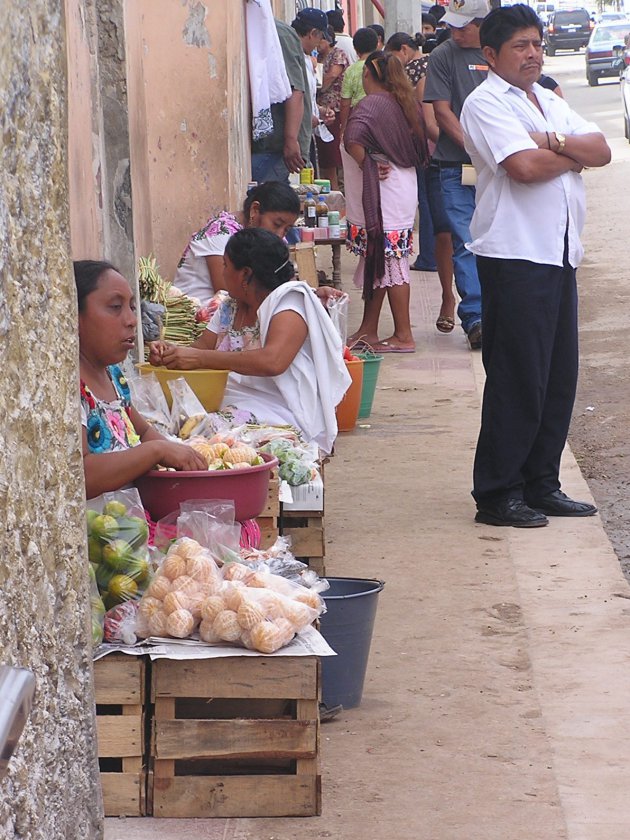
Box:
[103,500,128,518]
[102,539,134,572]
[91,594,106,617]
[92,617,104,646]
[125,555,151,586]
[88,536,102,564]
[117,516,149,550]
[108,574,138,603]
[91,514,119,542]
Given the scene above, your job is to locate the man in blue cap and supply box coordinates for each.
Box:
[251,8,329,184]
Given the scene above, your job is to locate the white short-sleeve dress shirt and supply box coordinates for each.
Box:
[461,71,601,268]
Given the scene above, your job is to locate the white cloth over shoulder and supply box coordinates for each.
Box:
[221,281,351,453]
[246,0,292,141]
[461,71,601,268]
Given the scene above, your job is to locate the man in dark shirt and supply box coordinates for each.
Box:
[251,8,328,184]
[424,0,489,349]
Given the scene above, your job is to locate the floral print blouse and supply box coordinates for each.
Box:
[207,295,262,352]
[317,47,350,113]
[405,56,429,88]
[80,366,141,453]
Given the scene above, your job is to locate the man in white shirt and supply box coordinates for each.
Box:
[326,9,357,63]
[461,3,610,528]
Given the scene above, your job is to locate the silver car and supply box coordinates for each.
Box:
[585,21,630,85]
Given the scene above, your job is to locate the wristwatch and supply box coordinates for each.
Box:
[555,132,566,154]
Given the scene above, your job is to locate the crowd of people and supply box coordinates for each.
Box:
[79,1,612,529]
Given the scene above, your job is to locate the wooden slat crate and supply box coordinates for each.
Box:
[281,510,325,577]
[94,653,147,816]
[256,469,280,549]
[150,656,321,818]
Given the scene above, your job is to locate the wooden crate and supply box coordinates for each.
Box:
[94,653,148,817]
[256,470,280,549]
[150,656,321,818]
[281,510,325,576]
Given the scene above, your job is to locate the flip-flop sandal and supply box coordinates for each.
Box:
[373,341,416,354]
[436,316,455,333]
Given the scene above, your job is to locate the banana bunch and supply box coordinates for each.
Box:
[179,415,205,440]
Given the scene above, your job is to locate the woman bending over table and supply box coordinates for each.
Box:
[149,229,350,454]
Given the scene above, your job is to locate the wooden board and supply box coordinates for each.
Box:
[149,656,321,818]
[152,775,321,818]
[93,653,145,705]
[151,656,318,701]
[94,654,147,817]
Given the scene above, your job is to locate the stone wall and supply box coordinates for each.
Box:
[0,3,102,838]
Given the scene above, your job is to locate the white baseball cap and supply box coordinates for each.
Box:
[442,0,490,28]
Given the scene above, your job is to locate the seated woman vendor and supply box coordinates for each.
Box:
[77,260,206,499]
[174,181,301,301]
[149,229,350,454]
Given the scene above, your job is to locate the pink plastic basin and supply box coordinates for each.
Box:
[135,455,278,522]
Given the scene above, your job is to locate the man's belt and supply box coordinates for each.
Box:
[430,159,467,168]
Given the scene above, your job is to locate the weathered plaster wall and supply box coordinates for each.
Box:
[0,3,102,838]
[125,0,250,282]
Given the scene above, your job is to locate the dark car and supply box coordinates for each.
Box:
[585,21,630,85]
[544,8,593,55]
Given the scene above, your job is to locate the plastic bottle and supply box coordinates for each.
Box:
[304,192,317,228]
[316,196,329,231]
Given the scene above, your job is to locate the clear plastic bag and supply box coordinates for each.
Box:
[128,372,171,435]
[168,378,206,438]
[88,562,105,646]
[201,572,324,653]
[136,537,224,639]
[326,292,350,346]
[258,439,318,486]
[87,488,153,611]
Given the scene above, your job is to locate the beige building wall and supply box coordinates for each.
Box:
[66,0,105,260]
[125,0,250,283]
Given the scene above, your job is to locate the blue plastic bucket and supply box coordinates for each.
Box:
[319,577,385,709]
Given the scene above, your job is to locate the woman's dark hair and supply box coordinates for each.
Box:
[422,12,438,30]
[385,31,423,52]
[242,181,300,219]
[74,260,119,312]
[326,9,345,33]
[224,228,295,292]
[353,26,378,54]
[324,24,337,47]
[480,4,543,51]
[367,23,385,43]
[429,4,445,22]
[364,51,425,141]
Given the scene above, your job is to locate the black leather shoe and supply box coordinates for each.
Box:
[467,321,482,350]
[475,498,548,528]
[527,490,597,517]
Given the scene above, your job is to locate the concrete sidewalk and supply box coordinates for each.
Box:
[106,256,630,840]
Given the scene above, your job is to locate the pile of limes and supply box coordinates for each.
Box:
[87,500,152,615]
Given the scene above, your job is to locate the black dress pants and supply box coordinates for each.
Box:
[472,252,578,505]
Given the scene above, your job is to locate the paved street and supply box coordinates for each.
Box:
[105,52,630,840]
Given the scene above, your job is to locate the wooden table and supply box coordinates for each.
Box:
[314,234,344,289]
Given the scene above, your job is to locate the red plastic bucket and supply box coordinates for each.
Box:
[336,359,364,432]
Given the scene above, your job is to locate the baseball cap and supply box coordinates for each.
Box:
[442,0,490,28]
[295,7,330,34]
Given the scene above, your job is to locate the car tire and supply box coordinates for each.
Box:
[547,45,556,56]
[587,71,598,86]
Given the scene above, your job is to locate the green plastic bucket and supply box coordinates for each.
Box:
[356,352,383,419]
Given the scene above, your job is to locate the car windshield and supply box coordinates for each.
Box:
[591,23,630,43]
[554,10,589,24]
